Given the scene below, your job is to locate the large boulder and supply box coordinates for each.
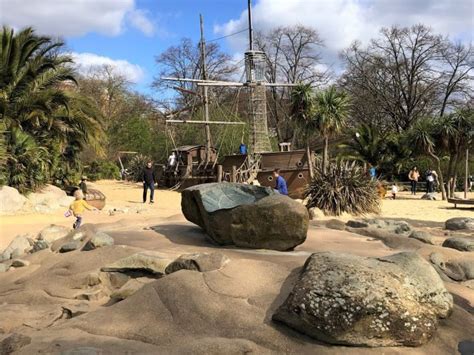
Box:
[37,225,71,244]
[83,232,114,251]
[0,186,27,215]
[445,217,474,231]
[181,183,308,251]
[0,234,32,261]
[273,252,452,347]
[409,231,436,245]
[442,237,474,252]
[26,184,68,213]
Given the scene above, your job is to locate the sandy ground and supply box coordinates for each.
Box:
[1,180,472,249]
[0,180,473,353]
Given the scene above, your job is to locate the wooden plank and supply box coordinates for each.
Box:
[166,120,245,125]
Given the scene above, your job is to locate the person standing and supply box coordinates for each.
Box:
[143,161,156,204]
[79,176,88,195]
[273,168,288,195]
[408,167,420,195]
[425,168,438,193]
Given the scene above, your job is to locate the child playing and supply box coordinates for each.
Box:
[68,189,96,229]
[391,183,398,200]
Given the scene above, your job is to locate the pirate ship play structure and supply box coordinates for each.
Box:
[161,0,312,198]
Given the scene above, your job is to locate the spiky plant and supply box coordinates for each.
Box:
[305,161,380,216]
[128,154,152,182]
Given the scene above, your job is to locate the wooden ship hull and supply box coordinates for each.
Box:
[220,150,310,199]
[161,147,311,199]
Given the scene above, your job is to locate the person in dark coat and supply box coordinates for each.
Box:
[143,161,156,203]
[79,176,88,194]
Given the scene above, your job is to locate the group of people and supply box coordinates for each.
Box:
[407,166,439,195]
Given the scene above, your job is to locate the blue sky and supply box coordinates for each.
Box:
[1,0,472,98]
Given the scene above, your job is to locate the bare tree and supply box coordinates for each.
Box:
[254,25,328,143]
[342,25,445,132]
[152,38,238,109]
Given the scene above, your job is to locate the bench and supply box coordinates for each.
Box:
[448,198,474,208]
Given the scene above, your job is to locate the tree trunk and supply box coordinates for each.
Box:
[306,138,314,179]
[429,153,447,200]
[322,136,329,174]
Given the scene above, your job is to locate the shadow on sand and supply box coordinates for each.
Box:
[150,223,221,248]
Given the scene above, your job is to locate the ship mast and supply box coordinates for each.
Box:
[199,14,212,163]
[245,0,272,153]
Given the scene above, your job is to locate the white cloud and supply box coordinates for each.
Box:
[215,0,473,68]
[71,52,144,83]
[0,0,155,37]
[128,9,155,36]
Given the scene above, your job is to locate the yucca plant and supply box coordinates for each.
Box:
[128,154,152,182]
[305,161,380,216]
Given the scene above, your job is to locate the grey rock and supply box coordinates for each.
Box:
[82,232,114,251]
[165,252,230,274]
[273,251,452,347]
[409,231,436,245]
[365,219,412,234]
[30,239,50,253]
[101,251,172,275]
[60,242,80,253]
[442,237,474,252]
[458,340,474,355]
[1,234,31,260]
[430,252,445,267]
[421,193,437,200]
[445,217,474,231]
[11,259,30,267]
[0,263,9,272]
[440,258,474,281]
[325,219,346,231]
[182,183,308,251]
[38,224,70,244]
[346,220,369,228]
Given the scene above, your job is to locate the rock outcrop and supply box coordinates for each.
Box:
[83,232,114,251]
[38,225,71,244]
[442,237,474,252]
[181,183,308,251]
[409,231,436,245]
[0,186,27,215]
[101,251,173,276]
[273,251,453,347]
[165,252,229,274]
[0,234,32,261]
[445,217,474,231]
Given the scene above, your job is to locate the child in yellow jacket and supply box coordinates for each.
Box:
[68,189,96,229]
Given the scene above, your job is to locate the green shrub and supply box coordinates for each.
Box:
[305,161,380,216]
[127,154,152,182]
[83,160,120,181]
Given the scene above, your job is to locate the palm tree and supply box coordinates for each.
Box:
[313,86,351,173]
[408,118,447,200]
[0,26,103,191]
[339,124,386,167]
[290,83,316,178]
